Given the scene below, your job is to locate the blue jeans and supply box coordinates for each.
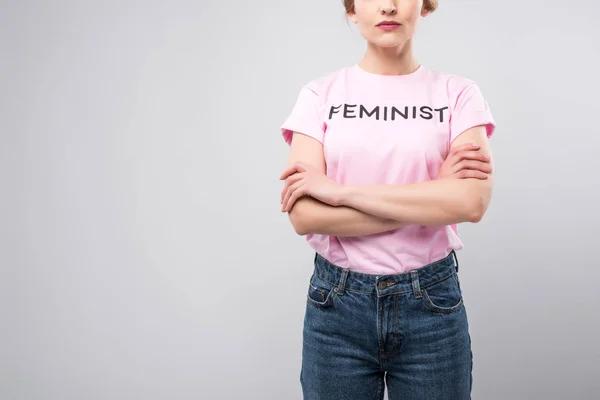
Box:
[301,250,472,399]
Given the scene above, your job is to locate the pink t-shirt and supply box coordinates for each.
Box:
[280,64,496,274]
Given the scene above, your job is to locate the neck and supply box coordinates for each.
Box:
[358,39,420,76]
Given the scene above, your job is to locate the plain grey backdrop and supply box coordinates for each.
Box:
[2,0,599,399]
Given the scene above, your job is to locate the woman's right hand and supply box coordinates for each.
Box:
[437,143,492,180]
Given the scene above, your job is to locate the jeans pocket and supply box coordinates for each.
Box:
[421,272,463,314]
[307,272,335,308]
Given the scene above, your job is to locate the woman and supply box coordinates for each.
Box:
[279,1,496,399]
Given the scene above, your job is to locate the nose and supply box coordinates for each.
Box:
[379,1,397,15]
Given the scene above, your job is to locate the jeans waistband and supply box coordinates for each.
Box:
[313,250,459,297]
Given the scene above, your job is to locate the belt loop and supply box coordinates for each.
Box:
[410,270,422,298]
[452,250,459,273]
[335,268,350,295]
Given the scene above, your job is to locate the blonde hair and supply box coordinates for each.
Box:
[343,0,438,14]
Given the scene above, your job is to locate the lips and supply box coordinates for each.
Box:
[377,21,400,26]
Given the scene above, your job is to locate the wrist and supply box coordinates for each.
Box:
[336,184,354,207]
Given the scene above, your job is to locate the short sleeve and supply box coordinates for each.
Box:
[449,82,496,144]
[280,83,326,146]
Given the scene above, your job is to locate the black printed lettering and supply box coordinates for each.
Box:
[344,104,357,118]
[392,106,408,120]
[420,106,433,120]
[434,106,449,123]
[327,103,449,123]
[329,105,342,120]
[360,105,379,120]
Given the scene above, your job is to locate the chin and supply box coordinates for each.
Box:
[370,37,405,48]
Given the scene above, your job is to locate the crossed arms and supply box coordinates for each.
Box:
[281,125,494,236]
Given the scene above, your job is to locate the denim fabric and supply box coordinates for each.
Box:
[300,250,472,400]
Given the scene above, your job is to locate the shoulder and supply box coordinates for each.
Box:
[424,66,479,93]
[301,66,350,99]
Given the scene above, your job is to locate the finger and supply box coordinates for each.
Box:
[279,165,299,180]
[280,173,303,203]
[454,160,492,174]
[449,146,483,167]
[281,179,290,203]
[281,176,298,205]
[282,185,292,211]
[449,143,472,156]
[455,150,490,163]
[282,180,305,211]
[281,179,289,203]
[456,169,488,180]
[451,151,489,169]
[284,182,306,212]
[449,143,480,157]
[279,162,307,180]
[285,190,301,212]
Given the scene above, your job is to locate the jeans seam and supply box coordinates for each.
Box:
[421,288,464,313]
[314,270,455,295]
[376,372,384,400]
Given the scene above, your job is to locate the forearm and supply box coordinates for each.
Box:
[288,197,408,237]
[340,178,491,226]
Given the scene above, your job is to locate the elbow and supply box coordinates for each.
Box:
[289,210,308,235]
[462,179,493,223]
[288,201,310,235]
[467,193,490,223]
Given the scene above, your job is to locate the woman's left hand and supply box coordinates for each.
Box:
[279,161,344,212]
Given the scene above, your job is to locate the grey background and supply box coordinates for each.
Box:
[1,0,599,399]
